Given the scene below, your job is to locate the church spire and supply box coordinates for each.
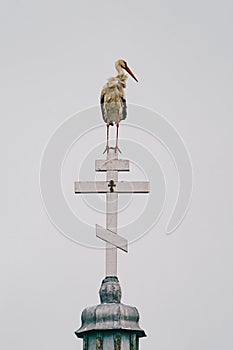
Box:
[74,149,150,349]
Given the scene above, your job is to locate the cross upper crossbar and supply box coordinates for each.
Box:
[95,159,129,172]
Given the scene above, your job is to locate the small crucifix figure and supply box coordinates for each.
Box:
[74,150,149,277]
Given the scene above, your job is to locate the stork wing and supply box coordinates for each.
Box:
[100,88,107,123]
[121,97,127,120]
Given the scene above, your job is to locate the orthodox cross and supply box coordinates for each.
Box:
[74,150,150,276]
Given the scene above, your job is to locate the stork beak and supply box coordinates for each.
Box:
[124,65,138,82]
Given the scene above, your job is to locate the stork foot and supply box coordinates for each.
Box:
[114,146,122,154]
[103,145,110,154]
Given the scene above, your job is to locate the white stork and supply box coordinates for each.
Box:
[100,59,138,153]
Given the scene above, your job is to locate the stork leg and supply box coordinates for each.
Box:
[103,122,110,154]
[115,122,121,153]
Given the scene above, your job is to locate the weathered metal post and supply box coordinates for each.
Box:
[74,150,150,349]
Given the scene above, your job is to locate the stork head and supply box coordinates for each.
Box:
[115,59,138,82]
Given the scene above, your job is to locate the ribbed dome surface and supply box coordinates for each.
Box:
[75,276,146,338]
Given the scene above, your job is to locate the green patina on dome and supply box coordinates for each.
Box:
[75,277,146,338]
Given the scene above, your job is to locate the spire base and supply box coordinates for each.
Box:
[75,277,146,349]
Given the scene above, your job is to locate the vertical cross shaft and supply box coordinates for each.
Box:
[106,151,118,276]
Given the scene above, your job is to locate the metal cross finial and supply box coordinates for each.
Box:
[74,150,150,276]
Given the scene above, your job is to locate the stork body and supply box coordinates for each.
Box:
[100,59,138,153]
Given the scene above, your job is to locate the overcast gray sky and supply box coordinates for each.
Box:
[1,1,233,349]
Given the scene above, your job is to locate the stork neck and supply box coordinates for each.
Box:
[115,64,124,75]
